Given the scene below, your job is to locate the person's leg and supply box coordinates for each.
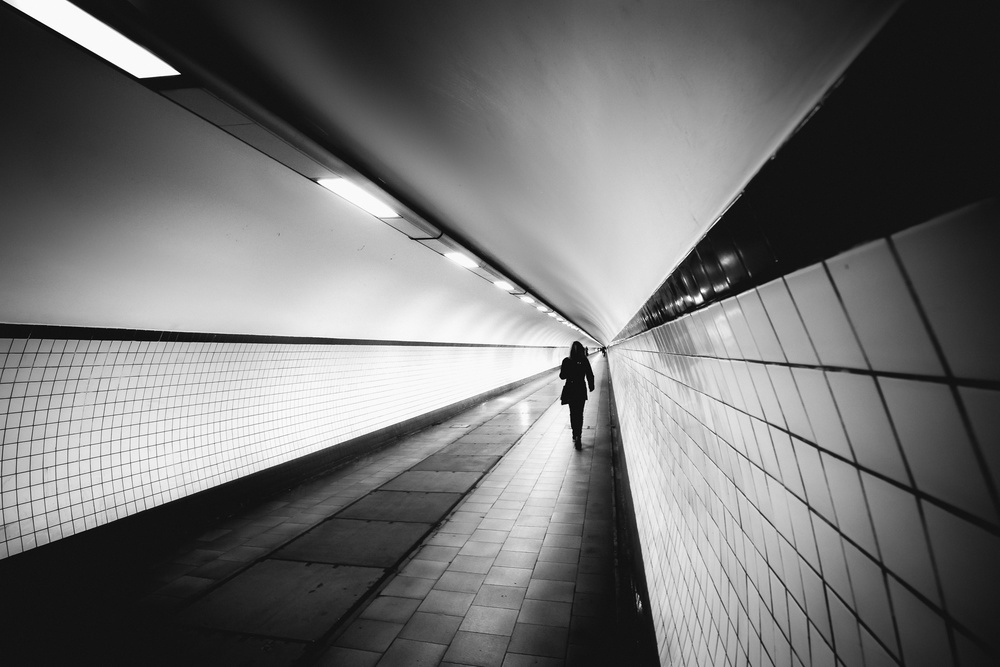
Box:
[569,401,584,444]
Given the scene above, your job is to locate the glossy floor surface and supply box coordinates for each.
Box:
[9,356,617,666]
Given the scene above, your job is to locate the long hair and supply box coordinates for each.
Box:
[570,341,586,361]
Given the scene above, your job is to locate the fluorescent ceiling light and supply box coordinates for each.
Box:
[5,0,179,78]
[317,178,399,218]
[445,252,478,269]
[493,280,514,291]
[519,296,535,304]
[536,306,549,312]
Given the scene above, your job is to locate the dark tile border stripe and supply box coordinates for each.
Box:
[0,322,557,349]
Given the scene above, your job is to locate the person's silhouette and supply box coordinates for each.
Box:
[559,341,595,449]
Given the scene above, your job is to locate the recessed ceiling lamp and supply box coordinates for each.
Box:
[493,280,514,291]
[519,296,535,305]
[445,252,478,269]
[4,0,179,78]
[536,306,549,312]
[317,178,399,218]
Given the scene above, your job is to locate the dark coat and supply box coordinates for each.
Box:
[560,356,595,405]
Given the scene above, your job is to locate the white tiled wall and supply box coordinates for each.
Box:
[609,199,1000,666]
[0,341,561,559]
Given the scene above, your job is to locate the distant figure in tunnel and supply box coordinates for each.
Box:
[560,341,595,450]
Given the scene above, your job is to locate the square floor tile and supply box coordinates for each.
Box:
[360,596,421,624]
[450,555,496,574]
[507,623,568,658]
[435,571,487,594]
[335,618,404,652]
[494,551,539,569]
[417,590,476,616]
[517,599,572,628]
[378,638,448,667]
[460,605,519,636]
[474,584,527,610]
[382,576,436,599]
[484,566,533,587]
[443,631,510,667]
[399,611,463,645]
[526,579,575,603]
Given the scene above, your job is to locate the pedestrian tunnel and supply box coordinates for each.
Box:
[2,1,999,665]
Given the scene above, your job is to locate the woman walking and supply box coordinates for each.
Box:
[560,341,595,449]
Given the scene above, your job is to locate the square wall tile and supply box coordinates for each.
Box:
[821,455,877,557]
[758,279,818,366]
[923,502,1000,645]
[827,240,942,376]
[785,265,866,370]
[892,198,1000,381]
[792,441,835,524]
[959,386,1000,495]
[887,579,952,667]
[738,290,786,363]
[723,299,761,361]
[860,473,938,603]
[790,369,852,459]
[880,377,994,521]
[826,372,907,484]
[842,541,898,659]
[767,366,814,443]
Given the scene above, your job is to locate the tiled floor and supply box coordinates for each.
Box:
[9,357,617,666]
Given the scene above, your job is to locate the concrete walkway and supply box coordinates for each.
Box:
[13,356,616,666]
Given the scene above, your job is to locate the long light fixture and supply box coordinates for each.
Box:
[5,0,179,78]
[493,280,514,291]
[444,252,478,269]
[317,178,399,218]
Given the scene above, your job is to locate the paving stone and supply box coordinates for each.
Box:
[378,638,449,667]
[412,454,501,472]
[273,519,431,567]
[314,646,381,667]
[360,595,421,624]
[443,631,510,667]
[382,575,437,599]
[399,558,450,579]
[494,550,539,569]
[507,623,568,659]
[449,555,496,574]
[517,599,572,628]
[484,566,533,587]
[399,612,464,645]
[381,471,483,493]
[439,442,512,456]
[417,589,476,616]
[178,560,383,641]
[335,618,404,652]
[525,579,575,603]
[144,625,309,667]
[473,584,527,610]
[460,605,519,636]
[338,491,463,523]
[434,571,487,594]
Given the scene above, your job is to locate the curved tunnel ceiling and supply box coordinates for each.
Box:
[8,1,900,345]
[0,6,581,348]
